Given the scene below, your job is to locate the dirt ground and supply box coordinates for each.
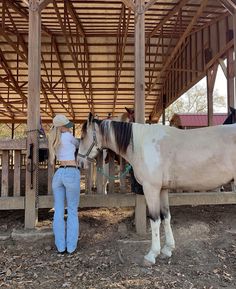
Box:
[0,204,236,289]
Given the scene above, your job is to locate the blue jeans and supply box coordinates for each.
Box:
[52,167,80,253]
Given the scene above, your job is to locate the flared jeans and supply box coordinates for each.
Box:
[52,167,80,253]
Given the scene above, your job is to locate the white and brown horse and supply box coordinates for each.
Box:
[78,113,236,264]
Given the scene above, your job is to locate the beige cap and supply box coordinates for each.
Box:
[53,114,73,128]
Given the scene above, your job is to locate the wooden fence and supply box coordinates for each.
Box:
[1,138,236,231]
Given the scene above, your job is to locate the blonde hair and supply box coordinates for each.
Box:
[48,126,61,165]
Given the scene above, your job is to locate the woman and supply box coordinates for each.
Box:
[48,114,80,254]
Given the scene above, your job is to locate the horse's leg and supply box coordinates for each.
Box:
[143,183,161,265]
[160,189,175,258]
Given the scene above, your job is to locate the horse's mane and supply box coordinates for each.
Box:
[100,120,133,154]
[81,118,133,154]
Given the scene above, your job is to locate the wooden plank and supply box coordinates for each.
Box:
[121,0,135,11]
[134,0,145,123]
[25,0,41,229]
[96,151,105,194]
[135,195,147,235]
[119,158,126,193]
[38,0,53,11]
[227,47,235,109]
[2,192,235,211]
[169,191,236,206]
[38,193,136,209]
[13,150,21,197]
[134,0,146,234]
[1,151,9,197]
[0,197,25,210]
[86,162,94,194]
[108,154,115,194]
[47,161,54,195]
[207,63,218,126]
[0,139,27,150]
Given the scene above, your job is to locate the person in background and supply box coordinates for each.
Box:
[48,114,80,254]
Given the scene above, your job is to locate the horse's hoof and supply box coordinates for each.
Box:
[144,254,156,265]
[143,258,155,266]
[160,246,172,258]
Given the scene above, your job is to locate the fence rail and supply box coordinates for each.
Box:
[0,139,236,227]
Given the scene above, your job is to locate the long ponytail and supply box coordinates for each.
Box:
[48,126,61,165]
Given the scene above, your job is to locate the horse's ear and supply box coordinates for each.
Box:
[88,112,94,123]
[125,107,134,115]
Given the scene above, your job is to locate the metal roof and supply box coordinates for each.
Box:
[170,113,228,127]
[0,0,230,123]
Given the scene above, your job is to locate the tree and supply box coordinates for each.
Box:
[165,83,226,123]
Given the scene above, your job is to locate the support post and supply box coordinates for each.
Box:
[233,13,236,107]
[134,0,146,235]
[162,94,166,125]
[206,63,218,126]
[25,0,41,228]
[227,47,235,110]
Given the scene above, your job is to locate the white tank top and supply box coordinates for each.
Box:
[56,132,79,161]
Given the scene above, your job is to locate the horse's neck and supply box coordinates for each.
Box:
[104,139,133,165]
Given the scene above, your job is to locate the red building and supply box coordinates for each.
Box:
[170,113,228,129]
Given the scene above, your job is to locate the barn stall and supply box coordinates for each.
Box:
[0,0,236,234]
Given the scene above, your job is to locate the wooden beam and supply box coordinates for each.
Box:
[219,0,236,14]
[151,37,234,120]
[135,0,145,123]
[148,0,189,38]
[112,5,131,115]
[35,191,236,209]
[65,1,94,116]
[121,0,135,11]
[25,0,41,229]
[0,197,25,210]
[144,0,158,12]
[207,63,218,126]
[51,37,74,119]
[38,0,53,11]
[21,0,29,6]
[53,0,92,112]
[227,47,235,109]
[134,0,146,235]
[0,48,27,104]
[149,0,209,115]
[218,58,227,77]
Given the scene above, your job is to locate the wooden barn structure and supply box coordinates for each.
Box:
[1,0,236,233]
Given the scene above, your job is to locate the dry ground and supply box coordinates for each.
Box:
[0,204,236,289]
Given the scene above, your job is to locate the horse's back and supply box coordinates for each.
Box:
[132,123,236,191]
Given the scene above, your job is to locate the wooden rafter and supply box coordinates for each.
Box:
[149,0,209,117]
[0,0,233,122]
[112,4,131,115]
[0,48,27,104]
[52,37,74,119]
[38,0,53,11]
[219,0,236,14]
[1,0,70,118]
[41,84,54,116]
[66,1,94,114]
[53,0,92,112]
[0,93,14,118]
[144,0,159,13]
[148,0,189,39]
[121,0,135,11]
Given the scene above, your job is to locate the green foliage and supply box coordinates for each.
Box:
[0,124,27,139]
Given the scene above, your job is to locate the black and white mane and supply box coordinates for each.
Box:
[82,119,133,154]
